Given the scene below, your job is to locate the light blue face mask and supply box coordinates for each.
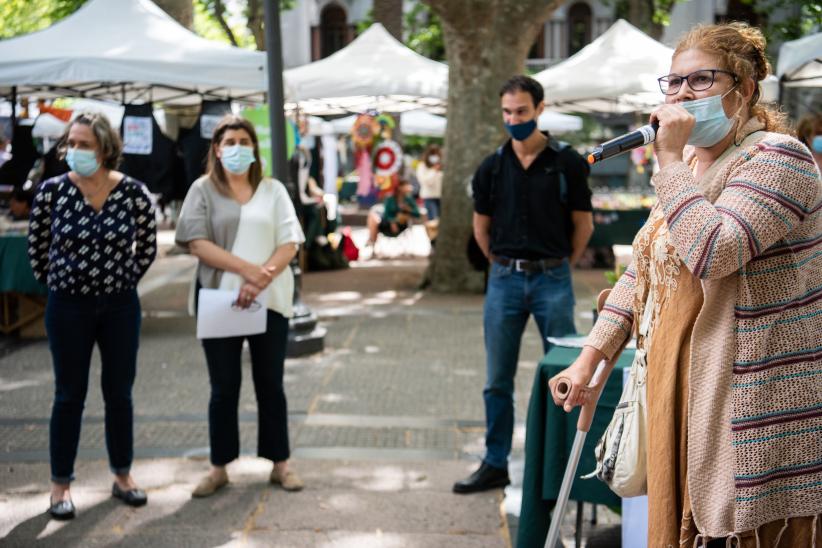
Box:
[66,148,100,177]
[812,135,822,154]
[680,89,737,148]
[220,145,256,174]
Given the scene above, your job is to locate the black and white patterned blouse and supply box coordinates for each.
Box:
[28,174,157,295]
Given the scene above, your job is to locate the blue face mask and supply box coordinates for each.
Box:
[680,90,736,148]
[220,145,256,174]
[66,148,100,177]
[812,135,822,154]
[504,119,537,141]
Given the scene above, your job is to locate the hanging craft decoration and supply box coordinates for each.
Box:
[351,114,379,149]
[373,139,402,177]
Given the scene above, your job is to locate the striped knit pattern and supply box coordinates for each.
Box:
[587,122,822,536]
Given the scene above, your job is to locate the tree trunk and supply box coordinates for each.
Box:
[155,0,193,28]
[373,0,404,41]
[247,0,265,50]
[422,0,561,293]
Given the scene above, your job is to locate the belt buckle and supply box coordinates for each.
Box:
[514,259,526,272]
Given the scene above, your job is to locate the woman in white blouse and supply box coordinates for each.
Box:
[176,115,306,497]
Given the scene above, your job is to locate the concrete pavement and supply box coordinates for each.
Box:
[0,228,620,547]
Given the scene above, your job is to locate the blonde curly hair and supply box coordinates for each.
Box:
[674,22,790,135]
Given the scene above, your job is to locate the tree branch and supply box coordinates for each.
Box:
[212,0,239,47]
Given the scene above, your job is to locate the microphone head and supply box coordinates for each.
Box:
[587,148,602,164]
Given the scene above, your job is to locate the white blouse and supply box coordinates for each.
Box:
[218,179,304,318]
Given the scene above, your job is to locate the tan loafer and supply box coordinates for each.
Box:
[269,468,304,492]
[191,474,228,498]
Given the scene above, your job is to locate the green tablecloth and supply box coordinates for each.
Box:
[517,346,634,548]
[588,208,650,247]
[0,235,46,295]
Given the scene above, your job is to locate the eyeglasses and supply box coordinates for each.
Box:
[657,69,738,95]
[231,299,262,312]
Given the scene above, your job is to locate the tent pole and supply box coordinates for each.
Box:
[264,0,326,358]
[10,86,17,131]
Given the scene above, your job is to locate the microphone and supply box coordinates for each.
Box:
[587,122,659,164]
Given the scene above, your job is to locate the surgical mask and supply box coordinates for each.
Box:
[66,148,100,177]
[504,119,537,141]
[812,135,822,154]
[428,154,440,164]
[681,89,737,148]
[220,145,256,174]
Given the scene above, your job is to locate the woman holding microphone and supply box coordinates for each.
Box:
[175,114,305,497]
[549,23,820,547]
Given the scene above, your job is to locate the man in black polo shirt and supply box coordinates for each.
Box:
[454,75,594,494]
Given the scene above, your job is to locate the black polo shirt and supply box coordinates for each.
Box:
[472,134,592,260]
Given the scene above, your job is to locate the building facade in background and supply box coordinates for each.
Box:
[279,0,805,71]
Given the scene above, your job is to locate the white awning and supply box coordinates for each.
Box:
[777,32,822,87]
[0,0,267,105]
[534,19,673,113]
[283,24,448,114]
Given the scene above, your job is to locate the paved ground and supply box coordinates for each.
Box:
[0,228,620,547]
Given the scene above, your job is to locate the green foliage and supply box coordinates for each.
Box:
[402,134,443,155]
[193,0,257,48]
[0,0,86,39]
[357,1,444,60]
[739,0,822,43]
[604,263,627,286]
[403,2,445,60]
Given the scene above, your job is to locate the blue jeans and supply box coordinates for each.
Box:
[482,260,576,469]
[201,310,291,466]
[45,289,141,484]
[424,198,441,221]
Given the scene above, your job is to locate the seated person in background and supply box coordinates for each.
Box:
[9,188,33,221]
[365,179,424,249]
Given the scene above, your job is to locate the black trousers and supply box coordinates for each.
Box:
[201,310,290,465]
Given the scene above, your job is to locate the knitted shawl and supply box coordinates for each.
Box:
[587,118,822,537]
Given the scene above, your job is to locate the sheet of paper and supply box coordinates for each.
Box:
[196,288,267,339]
[547,335,636,350]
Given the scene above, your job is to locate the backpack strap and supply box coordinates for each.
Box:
[489,145,505,205]
[548,138,571,207]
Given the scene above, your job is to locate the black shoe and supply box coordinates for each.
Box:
[48,498,76,520]
[112,482,148,507]
[453,461,510,494]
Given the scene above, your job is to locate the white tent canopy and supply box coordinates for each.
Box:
[534,19,673,113]
[0,0,267,105]
[283,24,448,115]
[777,32,822,87]
[401,110,446,137]
[324,109,582,137]
[538,111,583,133]
[325,110,447,137]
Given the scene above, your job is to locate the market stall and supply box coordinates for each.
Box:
[533,19,673,114]
[282,23,448,115]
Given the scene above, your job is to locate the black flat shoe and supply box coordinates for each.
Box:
[48,498,76,520]
[112,482,147,507]
[452,461,510,494]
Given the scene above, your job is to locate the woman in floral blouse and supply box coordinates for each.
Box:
[28,112,157,520]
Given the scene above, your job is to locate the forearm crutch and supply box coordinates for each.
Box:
[544,289,624,548]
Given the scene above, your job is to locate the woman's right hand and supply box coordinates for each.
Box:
[548,346,606,412]
[242,263,276,289]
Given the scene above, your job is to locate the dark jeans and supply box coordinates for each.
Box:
[423,198,440,221]
[45,289,141,484]
[201,310,290,466]
[482,260,576,469]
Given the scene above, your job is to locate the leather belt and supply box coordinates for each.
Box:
[493,256,565,273]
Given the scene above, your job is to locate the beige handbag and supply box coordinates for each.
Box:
[582,289,652,498]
